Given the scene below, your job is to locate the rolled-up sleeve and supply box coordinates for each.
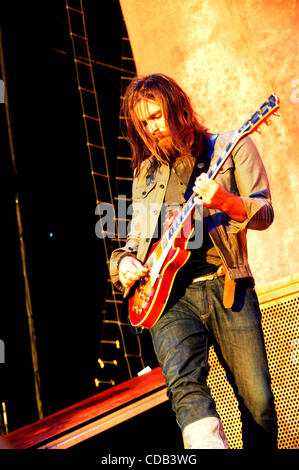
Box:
[109,239,139,292]
[227,135,274,233]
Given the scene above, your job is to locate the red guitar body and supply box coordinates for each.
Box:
[128,211,194,329]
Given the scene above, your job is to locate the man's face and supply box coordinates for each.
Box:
[134,98,172,151]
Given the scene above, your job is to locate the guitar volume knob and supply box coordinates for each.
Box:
[132,305,143,315]
[141,293,150,302]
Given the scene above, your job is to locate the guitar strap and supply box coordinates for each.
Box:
[184,133,218,201]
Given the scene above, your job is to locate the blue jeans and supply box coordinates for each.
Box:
[150,276,278,449]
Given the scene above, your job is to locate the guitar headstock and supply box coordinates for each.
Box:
[238,94,280,137]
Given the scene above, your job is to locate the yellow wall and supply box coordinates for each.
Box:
[120,0,299,287]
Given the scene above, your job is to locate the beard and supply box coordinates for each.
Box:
[155,135,177,163]
[144,131,178,166]
[158,134,173,151]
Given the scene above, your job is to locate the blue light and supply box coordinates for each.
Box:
[49,232,53,238]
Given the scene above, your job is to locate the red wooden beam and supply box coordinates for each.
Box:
[5,367,167,449]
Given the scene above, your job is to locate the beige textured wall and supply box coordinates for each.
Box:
[120,0,299,287]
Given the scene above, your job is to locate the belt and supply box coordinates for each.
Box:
[192,264,236,309]
[192,264,226,283]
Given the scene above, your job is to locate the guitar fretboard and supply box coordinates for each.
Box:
[146,94,279,278]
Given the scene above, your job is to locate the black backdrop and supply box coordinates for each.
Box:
[0,0,183,452]
[0,0,121,429]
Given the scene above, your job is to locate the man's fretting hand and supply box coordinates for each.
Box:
[193,173,247,222]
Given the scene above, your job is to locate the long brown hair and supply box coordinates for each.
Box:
[122,73,209,175]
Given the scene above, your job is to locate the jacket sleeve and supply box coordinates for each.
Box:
[109,178,141,292]
[227,135,274,233]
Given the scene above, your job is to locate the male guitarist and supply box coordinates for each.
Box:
[109,74,277,449]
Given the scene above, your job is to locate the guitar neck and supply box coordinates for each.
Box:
[160,133,239,247]
[165,94,279,240]
[147,94,279,274]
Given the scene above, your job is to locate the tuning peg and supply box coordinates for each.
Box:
[273,111,280,117]
[265,119,271,126]
[255,127,262,134]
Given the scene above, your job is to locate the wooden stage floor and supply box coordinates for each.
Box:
[4,367,167,449]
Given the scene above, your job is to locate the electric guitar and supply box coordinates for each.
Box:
[128,94,280,329]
